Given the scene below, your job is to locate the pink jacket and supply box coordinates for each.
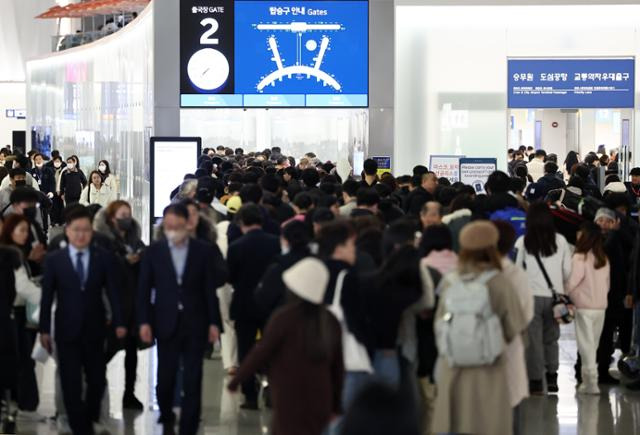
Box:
[565,252,610,310]
[422,250,458,277]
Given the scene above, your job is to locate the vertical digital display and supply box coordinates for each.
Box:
[180,0,369,108]
[150,137,202,226]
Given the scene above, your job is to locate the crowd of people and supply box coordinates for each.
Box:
[0,143,639,435]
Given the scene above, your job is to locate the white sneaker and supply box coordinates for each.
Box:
[16,410,47,422]
[577,383,600,395]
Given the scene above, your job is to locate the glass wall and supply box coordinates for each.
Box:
[181,108,369,172]
[26,6,154,239]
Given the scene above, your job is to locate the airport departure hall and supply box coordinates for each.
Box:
[3,0,640,434]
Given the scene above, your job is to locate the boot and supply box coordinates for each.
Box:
[546,372,559,393]
[529,380,544,395]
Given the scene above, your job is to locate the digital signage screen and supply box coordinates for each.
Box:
[508,58,635,109]
[150,137,202,230]
[180,0,369,108]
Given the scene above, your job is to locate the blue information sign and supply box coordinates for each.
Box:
[508,58,635,109]
[371,156,391,175]
[180,0,369,108]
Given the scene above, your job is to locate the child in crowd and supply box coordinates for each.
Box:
[566,221,610,395]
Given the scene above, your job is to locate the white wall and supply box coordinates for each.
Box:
[0,82,26,147]
[0,0,56,82]
[539,110,568,159]
[395,3,640,175]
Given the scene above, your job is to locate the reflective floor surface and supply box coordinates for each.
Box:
[16,326,640,434]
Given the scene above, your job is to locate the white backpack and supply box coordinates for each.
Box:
[435,271,504,368]
[327,270,373,373]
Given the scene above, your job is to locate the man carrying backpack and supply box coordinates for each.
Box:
[485,171,527,240]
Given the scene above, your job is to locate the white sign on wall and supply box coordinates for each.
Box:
[459,158,497,193]
[429,155,464,183]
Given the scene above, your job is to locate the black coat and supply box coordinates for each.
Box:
[262,192,295,224]
[0,247,19,389]
[227,206,281,244]
[254,247,311,323]
[138,238,223,340]
[40,246,124,342]
[60,169,87,202]
[379,199,405,224]
[526,173,566,201]
[604,231,630,310]
[403,186,434,216]
[228,229,281,322]
[30,166,56,194]
[323,259,373,354]
[100,221,146,328]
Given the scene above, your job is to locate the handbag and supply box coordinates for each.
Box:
[534,254,575,324]
[327,270,372,373]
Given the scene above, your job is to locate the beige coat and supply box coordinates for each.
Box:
[500,258,535,407]
[433,271,528,435]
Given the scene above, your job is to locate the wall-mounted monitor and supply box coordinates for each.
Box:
[150,137,202,232]
[180,0,369,108]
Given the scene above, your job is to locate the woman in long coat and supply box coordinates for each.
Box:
[432,221,528,435]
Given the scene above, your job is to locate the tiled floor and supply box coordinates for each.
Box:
[15,326,640,434]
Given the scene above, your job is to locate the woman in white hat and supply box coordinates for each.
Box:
[228,257,344,435]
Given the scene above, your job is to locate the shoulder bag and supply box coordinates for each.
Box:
[534,253,574,324]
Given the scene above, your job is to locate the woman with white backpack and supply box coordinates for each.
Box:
[432,221,528,435]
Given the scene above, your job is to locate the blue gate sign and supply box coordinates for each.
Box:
[508,58,635,109]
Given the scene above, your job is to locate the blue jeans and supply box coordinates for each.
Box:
[342,371,371,410]
[373,350,400,388]
[325,371,372,435]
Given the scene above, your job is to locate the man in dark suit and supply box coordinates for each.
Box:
[227,203,280,409]
[138,203,223,435]
[39,206,126,435]
[403,172,437,216]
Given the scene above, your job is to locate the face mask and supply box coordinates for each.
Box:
[15,180,26,187]
[54,162,62,169]
[35,163,44,169]
[116,217,133,231]
[280,242,290,255]
[24,206,37,221]
[98,164,107,173]
[165,229,187,244]
[67,163,75,170]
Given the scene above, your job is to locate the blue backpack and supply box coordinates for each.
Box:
[489,207,527,239]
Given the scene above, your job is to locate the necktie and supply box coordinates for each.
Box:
[76,251,85,289]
